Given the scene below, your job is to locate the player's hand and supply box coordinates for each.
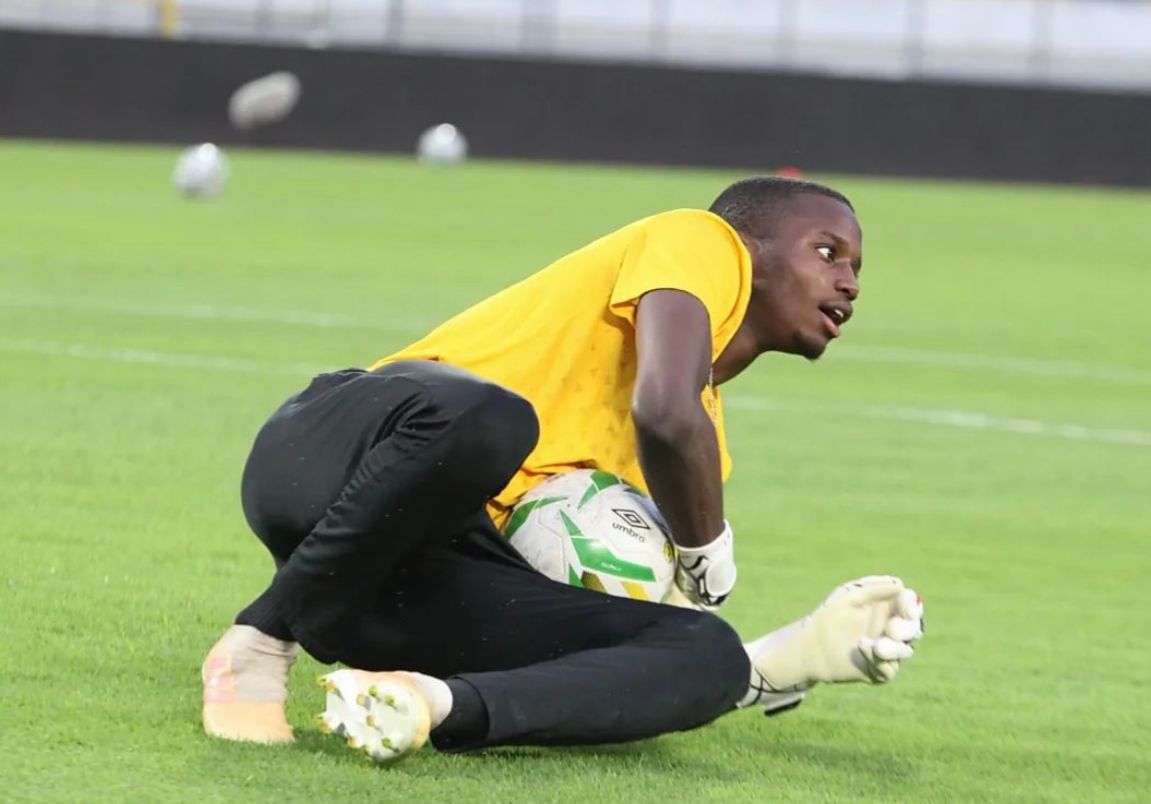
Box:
[817,576,924,684]
[661,584,705,611]
[672,522,736,610]
[856,584,925,684]
[748,576,925,691]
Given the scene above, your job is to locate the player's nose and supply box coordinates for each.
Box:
[835,268,859,301]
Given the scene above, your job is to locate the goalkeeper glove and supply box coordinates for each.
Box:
[673,521,737,610]
[742,575,925,707]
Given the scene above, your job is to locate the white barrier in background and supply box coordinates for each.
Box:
[2,0,1151,92]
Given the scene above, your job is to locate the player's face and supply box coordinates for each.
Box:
[746,194,862,360]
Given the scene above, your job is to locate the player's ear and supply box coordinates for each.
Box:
[738,232,775,278]
[736,231,763,259]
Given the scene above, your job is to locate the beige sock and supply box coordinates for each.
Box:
[203,625,299,703]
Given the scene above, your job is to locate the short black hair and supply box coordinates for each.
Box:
[708,177,853,239]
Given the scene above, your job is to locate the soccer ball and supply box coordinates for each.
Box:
[172,143,230,199]
[416,123,468,165]
[228,71,301,130]
[505,470,676,603]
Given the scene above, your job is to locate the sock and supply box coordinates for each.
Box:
[429,678,490,752]
[394,672,453,728]
[235,587,294,642]
[204,625,298,703]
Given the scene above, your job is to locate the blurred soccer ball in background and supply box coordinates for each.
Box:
[505,469,676,603]
[172,143,230,199]
[228,71,301,130]
[417,123,468,165]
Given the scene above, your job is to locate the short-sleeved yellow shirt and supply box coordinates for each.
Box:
[371,209,753,528]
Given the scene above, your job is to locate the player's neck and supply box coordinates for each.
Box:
[713,327,761,385]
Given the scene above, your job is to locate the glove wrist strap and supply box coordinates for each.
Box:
[673,520,733,557]
[737,670,810,715]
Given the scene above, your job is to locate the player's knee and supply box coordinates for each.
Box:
[454,384,540,477]
[678,610,750,703]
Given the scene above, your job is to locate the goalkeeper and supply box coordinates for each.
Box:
[202,177,926,762]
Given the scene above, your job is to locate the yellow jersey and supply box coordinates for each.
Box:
[371,209,753,528]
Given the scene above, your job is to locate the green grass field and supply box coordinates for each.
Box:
[1,139,1149,802]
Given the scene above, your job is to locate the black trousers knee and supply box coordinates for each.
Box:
[235,360,750,749]
[238,360,539,662]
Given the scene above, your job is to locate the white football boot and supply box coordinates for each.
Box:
[316,669,432,764]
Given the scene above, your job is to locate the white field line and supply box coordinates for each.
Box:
[832,344,1151,387]
[0,292,430,332]
[3,292,1150,387]
[725,395,1151,449]
[4,337,1150,449]
[0,337,326,378]
[862,405,1151,448]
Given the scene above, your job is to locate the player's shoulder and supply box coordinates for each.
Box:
[636,208,744,249]
[641,208,737,233]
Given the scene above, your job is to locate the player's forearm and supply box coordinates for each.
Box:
[633,404,725,548]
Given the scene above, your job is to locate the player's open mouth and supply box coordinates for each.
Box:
[819,303,852,338]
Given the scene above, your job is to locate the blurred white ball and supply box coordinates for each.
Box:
[172,143,230,199]
[416,123,468,165]
[228,71,301,130]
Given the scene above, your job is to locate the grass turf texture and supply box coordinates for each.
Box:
[1,139,1149,802]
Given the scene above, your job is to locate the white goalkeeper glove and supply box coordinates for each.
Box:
[741,575,925,709]
[672,521,737,610]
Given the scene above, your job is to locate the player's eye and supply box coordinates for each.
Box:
[816,245,835,262]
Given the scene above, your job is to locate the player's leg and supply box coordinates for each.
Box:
[260,362,538,663]
[315,519,925,761]
[205,369,376,744]
[316,514,752,755]
[203,361,539,743]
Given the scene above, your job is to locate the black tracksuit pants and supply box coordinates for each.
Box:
[234,360,750,750]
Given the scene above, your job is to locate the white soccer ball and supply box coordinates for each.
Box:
[416,123,468,165]
[228,71,301,130]
[506,470,676,603]
[172,143,230,199]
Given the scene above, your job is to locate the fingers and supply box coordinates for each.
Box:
[661,584,705,611]
[873,660,900,682]
[884,616,923,643]
[849,575,904,590]
[872,635,914,661]
[857,637,902,683]
[854,583,925,685]
[889,588,925,643]
[841,575,905,607]
[897,588,924,621]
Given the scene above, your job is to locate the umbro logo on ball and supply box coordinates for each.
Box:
[612,508,651,529]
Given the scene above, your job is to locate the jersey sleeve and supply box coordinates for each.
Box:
[608,210,748,344]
